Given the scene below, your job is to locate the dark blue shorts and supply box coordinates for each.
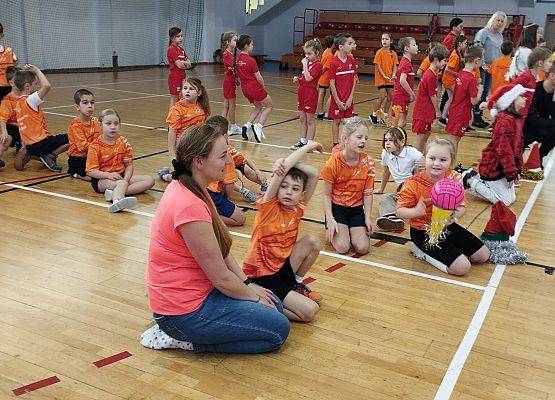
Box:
[208,189,236,218]
[26,134,68,157]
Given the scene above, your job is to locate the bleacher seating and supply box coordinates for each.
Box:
[281,11,491,75]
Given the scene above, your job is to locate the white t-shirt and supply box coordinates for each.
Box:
[380,146,423,184]
[26,91,43,111]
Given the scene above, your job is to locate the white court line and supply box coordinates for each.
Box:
[0,181,484,291]
[43,94,167,110]
[434,150,555,400]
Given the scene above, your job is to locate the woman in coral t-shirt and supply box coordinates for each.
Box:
[142,124,289,353]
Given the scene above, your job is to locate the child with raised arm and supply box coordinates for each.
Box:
[13,65,69,171]
[412,43,450,152]
[67,89,100,181]
[291,38,323,149]
[370,33,398,125]
[0,66,21,168]
[329,33,357,148]
[391,37,418,128]
[322,117,375,255]
[396,137,490,275]
[86,109,154,213]
[243,141,323,322]
[445,46,484,154]
[167,27,191,108]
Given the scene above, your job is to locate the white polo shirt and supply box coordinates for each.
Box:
[381,146,423,184]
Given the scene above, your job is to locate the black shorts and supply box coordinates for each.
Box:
[318,84,329,90]
[26,134,68,157]
[91,177,101,193]
[251,257,296,301]
[6,124,20,147]
[410,223,485,268]
[377,84,394,90]
[68,155,87,177]
[331,203,365,228]
[0,86,11,102]
[235,163,246,175]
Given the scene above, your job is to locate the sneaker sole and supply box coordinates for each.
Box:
[14,149,31,171]
[376,217,404,231]
[109,197,137,213]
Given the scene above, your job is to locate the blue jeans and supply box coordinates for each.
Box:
[154,289,290,353]
[473,67,492,117]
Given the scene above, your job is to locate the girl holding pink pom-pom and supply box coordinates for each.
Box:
[396,137,490,275]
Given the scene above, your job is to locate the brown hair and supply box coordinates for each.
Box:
[519,23,539,50]
[334,33,352,48]
[501,40,514,56]
[74,88,94,105]
[175,124,232,257]
[169,27,182,46]
[183,77,210,116]
[205,115,229,135]
[425,137,456,166]
[5,66,18,82]
[397,37,415,54]
[383,126,407,150]
[237,34,252,51]
[322,35,335,48]
[464,45,483,64]
[429,43,449,62]
[527,46,551,69]
[286,167,308,190]
[221,31,237,53]
[13,70,36,91]
[303,38,322,54]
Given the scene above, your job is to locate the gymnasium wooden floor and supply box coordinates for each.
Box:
[0,64,554,400]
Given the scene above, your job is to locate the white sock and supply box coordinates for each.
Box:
[300,138,307,144]
[295,274,303,283]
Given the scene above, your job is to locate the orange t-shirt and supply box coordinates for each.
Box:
[537,70,546,82]
[0,93,18,125]
[67,117,101,157]
[418,57,431,74]
[442,50,462,89]
[14,93,50,145]
[165,100,206,139]
[243,195,305,278]
[397,170,461,230]
[207,150,237,193]
[373,47,398,87]
[0,46,16,87]
[317,48,334,87]
[228,144,247,167]
[320,152,375,207]
[86,135,133,174]
[487,56,511,93]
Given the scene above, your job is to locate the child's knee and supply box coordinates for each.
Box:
[145,176,155,189]
[233,209,246,225]
[447,256,471,276]
[304,234,321,252]
[352,239,369,255]
[298,301,319,322]
[471,246,490,264]
[332,239,350,254]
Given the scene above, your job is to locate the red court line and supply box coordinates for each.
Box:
[13,376,60,396]
[0,173,66,186]
[302,277,316,284]
[325,262,346,273]
[373,239,387,248]
[351,253,364,259]
[93,351,132,368]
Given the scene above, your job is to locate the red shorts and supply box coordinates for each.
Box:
[445,119,467,137]
[223,77,236,99]
[329,98,355,120]
[392,96,410,115]
[297,86,318,114]
[412,119,432,134]
[241,82,268,103]
[168,72,185,96]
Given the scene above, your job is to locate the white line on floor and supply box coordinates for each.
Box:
[433,150,555,400]
[0,181,485,291]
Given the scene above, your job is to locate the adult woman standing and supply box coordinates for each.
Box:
[142,124,290,353]
[473,11,507,128]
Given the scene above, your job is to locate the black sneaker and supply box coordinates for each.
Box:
[472,117,489,129]
[39,153,62,172]
[323,115,333,121]
[461,167,478,190]
[317,112,325,119]
[466,126,475,133]
[290,140,306,150]
[454,163,465,174]
[369,114,379,125]
[376,215,405,231]
[0,159,5,168]
[241,125,250,141]
[438,117,448,126]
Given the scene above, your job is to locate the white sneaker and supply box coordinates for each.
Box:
[240,186,257,204]
[229,124,242,136]
[104,189,113,202]
[140,324,194,351]
[108,197,137,213]
[411,244,448,273]
[251,123,265,143]
[242,123,252,141]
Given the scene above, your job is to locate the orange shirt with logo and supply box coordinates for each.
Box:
[86,135,133,174]
[243,196,305,277]
[373,47,399,87]
[487,56,511,93]
[442,50,462,89]
[207,149,237,193]
[418,56,430,74]
[14,94,50,145]
[320,152,375,207]
[68,117,101,157]
[0,93,18,125]
[165,100,206,140]
[397,170,461,230]
[0,46,16,87]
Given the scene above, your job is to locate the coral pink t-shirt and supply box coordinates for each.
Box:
[147,180,214,315]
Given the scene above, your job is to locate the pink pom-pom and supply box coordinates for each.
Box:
[431,178,464,210]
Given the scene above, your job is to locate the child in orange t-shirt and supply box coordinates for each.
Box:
[0,23,18,102]
[370,33,398,124]
[396,137,490,275]
[243,140,322,322]
[439,35,467,124]
[316,35,335,119]
[67,89,100,180]
[159,77,209,182]
[0,66,21,168]
[13,65,69,172]
[86,109,154,213]
[487,40,513,94]
[322,117,375,255]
